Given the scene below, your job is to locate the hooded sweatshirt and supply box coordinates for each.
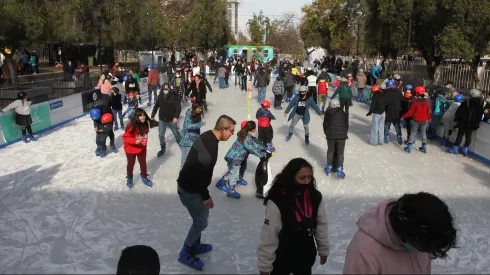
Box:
[343,199,431,274]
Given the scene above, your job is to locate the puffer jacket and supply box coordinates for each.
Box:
[323,107,349,140]
[225,133,266,166]
[356,72,367,88]
[256,107,276,127]
[272,80,284,95]
[180,108,205,148]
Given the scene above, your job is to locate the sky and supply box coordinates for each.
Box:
[237,0,313,34]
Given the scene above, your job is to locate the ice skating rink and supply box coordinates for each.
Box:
[1,79,489,273]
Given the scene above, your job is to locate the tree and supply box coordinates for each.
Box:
[266,13,303,56]
[247,10,270,45]
[237,32,250,45]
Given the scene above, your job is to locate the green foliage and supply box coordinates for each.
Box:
[247,10,271,45]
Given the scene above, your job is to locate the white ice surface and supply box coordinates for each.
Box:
[1,79,490,274]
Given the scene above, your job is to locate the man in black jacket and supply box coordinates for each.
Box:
[383,83,404,144]
[234,60,244,88]
[177,115,236,271]
[151,83,182,157]
[323,99,348,179]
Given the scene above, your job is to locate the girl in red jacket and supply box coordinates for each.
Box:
[401,86,431,154]
[123,108,152,189]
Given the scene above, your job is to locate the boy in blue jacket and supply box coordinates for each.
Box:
[122,92,139,120]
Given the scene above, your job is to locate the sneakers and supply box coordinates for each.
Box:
[178,247,204,271]
[126,176,134,189]
[305,135,310,146]
[419,143,427,153]
[237,179,248,186]
[141,175,153,187]
[337,166,345,179]
[285,133,292,142]
[324,165,333,176]
[404,143,413,153]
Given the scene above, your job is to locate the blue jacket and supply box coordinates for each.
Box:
[371,65,381,80]
[224,133,266,166]
[284,95,323,124]
[433,94,449,115]
[180,109,205,147]
[128,98,138,109]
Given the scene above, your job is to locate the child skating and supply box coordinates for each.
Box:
[401,86,431,153]
[1,91,37,143]
[256,100,276,152]
[91,105,117,157]
[272,76,285,110]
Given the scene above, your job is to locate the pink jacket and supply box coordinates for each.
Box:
[97,79,112,95]
[343,199,431,274]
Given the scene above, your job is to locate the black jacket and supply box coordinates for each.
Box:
[367,92,385,115]
[151,91,181,122]
[254,72,270,88]
[125,78,140,92]
[189,80,207,102]
[323,107,348,140]
[109,94,123,111]
[383,88,404,121]
[454,98,484,131]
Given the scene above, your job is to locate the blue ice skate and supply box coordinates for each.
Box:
[419,143,427,153]
[447,145,459,155]
[324,165,333,176]
[337,166,345,179]
[178,247,204,271]
[461,146,469,156]
[126,176,134,189]
[404,143,412,153]
[237,178,248,186]
[286,133,293,142]
[397,135,403,145]
[141,175,153,187]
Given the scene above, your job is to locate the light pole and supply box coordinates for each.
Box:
[147,12,154,69]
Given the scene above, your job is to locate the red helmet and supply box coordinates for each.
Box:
[371,85,380,92]
[404,92,413,99]
[261,100,271,108]
[415,86,426,96]
[101,113,113,124]
[128,92,135,97]
[241,120,248,129]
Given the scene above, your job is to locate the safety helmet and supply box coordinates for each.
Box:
[454,94,465,103]
[101,113,113,124]
[90,108,102,121]
[394,74,402,81]
[404,92,413,99]
[415,86,426,96]
[241,120,248,129]
[299,85,308,92]
[261,100,271,108]
[386,80,396,87]
[470,88,481,98]
[147,64,153,69]
[405,84,413,90]
[371,85,380,92]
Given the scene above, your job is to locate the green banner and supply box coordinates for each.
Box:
[0,104,51,143]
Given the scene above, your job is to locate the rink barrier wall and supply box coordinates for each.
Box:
[348,83,490,166]
[0,74,160,149]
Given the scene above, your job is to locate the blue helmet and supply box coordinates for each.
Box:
[147,64,153,69]
[123,75,128,82]
[90,108,102,121]
[454,94,465,103]
[405,84,413,90]
[386,80,395,87]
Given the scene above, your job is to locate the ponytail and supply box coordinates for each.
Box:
[237,121,256,143]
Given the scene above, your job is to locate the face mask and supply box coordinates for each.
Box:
[401,241,419,252]
[486,99,490,103]
[163,90,169,95]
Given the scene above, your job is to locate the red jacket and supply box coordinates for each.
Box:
[318,81,328,95]
[123,122,149,154]
[401,98,431,122]
[257,117,270,127]
[147,69,160,86]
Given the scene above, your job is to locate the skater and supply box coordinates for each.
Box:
[238,120,250,187]
[343,192,457,274]
[242,63,250,91]
[323,99,349,178]
[442,93,464,147]
[123,108,152,189]
[383,80,404,144]
[447,89,484,156]
[330,77,353,115]
[401,90,414,145]
[169,70,186,104]
[306,68,318,103]
[401,86,431,153]
[179,103,205,168]
[257,158,329,275]
[317,78,328,112]
[125,74,141,105]
[151,82,182,158]
[147,64,160,106]
[366,85,386,145]
[92,106,116,157]
[284,69,295,102]
[272,76,285,109]
[177,115,236,271]
[254,67,270,104]
[109,87,124,131]
[117,245,160,275]
[356,69,368,102]
[284,85,324,145]
[199,73,213,113]
[233,60,243,87]
[216,120,266,199]
[122,92,139,120]
[217,64,226,89]
[1,91,38,142]
[256,100,276,152]
[96,73,113,106]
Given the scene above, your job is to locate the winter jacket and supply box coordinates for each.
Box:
[97,79,112,95]
[218,67,226,78]
[147,69,160,86]
[180,108,205,148]
[285,95,322,124]
[343,199,431,274]
[307,75,317,87]
[284,72,295,88]
[125,78,140,93]
[367,92,385,116]
[317,72,332,83]
[169,77,186,98]
[2,99,31,115]
[257,187,329,273]
[433,95,449,115]
[323,107,349,140]
[356,73,367,88]
[234,63,243,74]
[123,122,149,155]
[272,80,284,95]
[331,83,353,100]
[317,80,328,95]
[109,94,123,111]
[188,80,207,102]
[371,65,381,80]
[151,90,181,123]
[94,120,113,134]
[127,97,138,109]
[401,98,431,122]
[256,107,276,127]
[454,98,484,131]
[383,88,404,121]
[254,72,270,88]
[443,102,461,122]
[225,133,265,166]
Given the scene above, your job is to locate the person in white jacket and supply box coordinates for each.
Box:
[1,91,37,142]
[257,158,329,275]
[442,93,464,146]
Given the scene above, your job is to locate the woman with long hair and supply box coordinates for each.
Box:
[122,108,152,189]
[257,158,329,274]
[179,102,205,168]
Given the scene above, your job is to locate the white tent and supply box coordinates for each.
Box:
[307,47,328,64]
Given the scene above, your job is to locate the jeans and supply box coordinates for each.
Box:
[289,114,309,136]
[357,87,365,100]
[327,139,346,166]
[126,150,147,176]
[258,87,266,103]
[122,107,135,120]
[112,109,124,129]
[178,186,209,249]
[224,162,241,188]
[181,146,191,169]
[369,112,385,145]
[148,84,159,103]
[96,131,115,150]
[219,77,225,88]
[159,120,182,147]
[385,119,402,138]
[408,120,428,144]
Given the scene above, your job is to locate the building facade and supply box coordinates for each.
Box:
[227,0,239,37]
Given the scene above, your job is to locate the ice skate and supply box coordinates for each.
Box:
[397,135,403,145]
[126,176,134,189]
[237,178,248,186]
[419,143,427,153]
[461,146,469,156]
[157,144,166,157]
[337,166,345,179]
[285,133,292,142]
[324,165,333,176]
[141,175,153,187]
[305,135,310,146]
[111,144,118,153]
[404,143,412,153]
[28,135,37,141]
[178,247,204,271]
[384,135,389,143]
[447,145,459,155]
[22,136,29,143]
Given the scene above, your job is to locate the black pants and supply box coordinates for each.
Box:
[455,128,473,147]
[225,75,229,85]
[308,86,317,103]
[286,86,294,98]
[327,139,346,167]
[339,98,350,114]
[274,94,283,107]
[96,131,115,151]
[258,126,274,146]
[241,75,247,91]
[405,118,412,140]
[239,155,248,180]
[235,73,240,85]
[21,125,33,137]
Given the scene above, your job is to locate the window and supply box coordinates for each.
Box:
[233,49,239,58]
[263,50,269,56]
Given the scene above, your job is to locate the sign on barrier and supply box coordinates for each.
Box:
[0,104,51,143]
[50,100,63,110]
[81,89,103,113]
